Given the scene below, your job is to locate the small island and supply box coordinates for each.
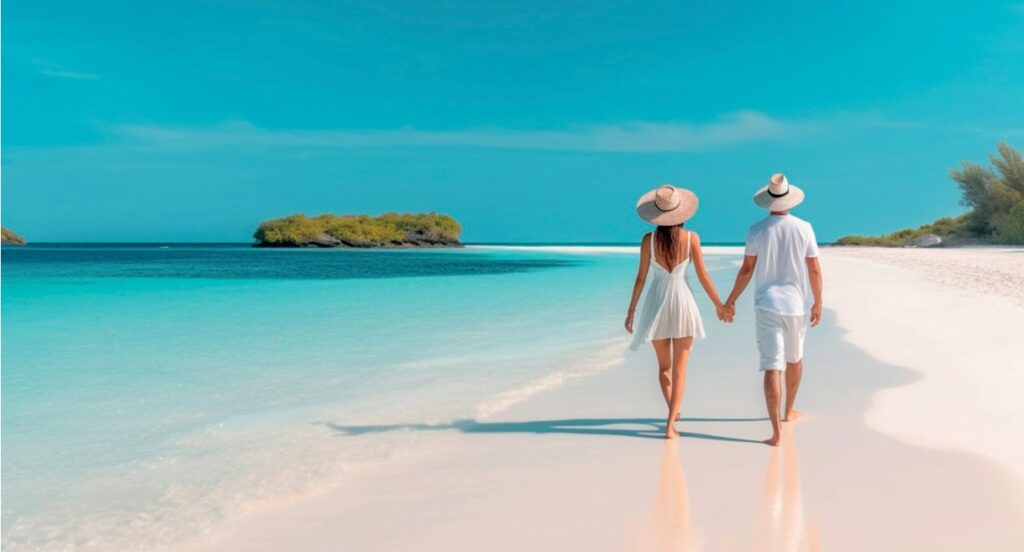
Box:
[1,226,27,245]
[254,212,462,248]
[837,142,1024,247]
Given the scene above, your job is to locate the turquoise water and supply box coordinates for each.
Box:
[1,244,737,550]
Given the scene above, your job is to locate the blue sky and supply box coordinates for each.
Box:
[3,1,1023,242]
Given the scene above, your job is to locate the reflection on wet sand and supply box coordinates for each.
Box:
[756,425,821,551]
[636,442,704,551]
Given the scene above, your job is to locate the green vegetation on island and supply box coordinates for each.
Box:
[837,142,1024,246]
[1,226,27,245]
[254,212,462,248]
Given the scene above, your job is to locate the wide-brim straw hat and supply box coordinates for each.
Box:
[754,173,804,210]
[636,185,698,225]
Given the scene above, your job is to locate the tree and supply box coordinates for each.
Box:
[838,142,1024,245]
[951,142,1024,244]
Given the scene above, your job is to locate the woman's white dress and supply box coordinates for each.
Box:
[629,231,706,350]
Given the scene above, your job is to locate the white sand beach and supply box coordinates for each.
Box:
[824,247,1024,483]
[189,247,1024,552]
[828,246,1024,306]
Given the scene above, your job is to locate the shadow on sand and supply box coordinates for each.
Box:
[319,417,767,443]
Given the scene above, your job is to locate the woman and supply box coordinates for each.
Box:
[625,185,728,439]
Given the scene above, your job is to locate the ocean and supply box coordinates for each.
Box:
[0,243,739,550]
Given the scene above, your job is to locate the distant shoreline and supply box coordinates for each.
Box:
[9,242,1024,252]
[3,241,747,247]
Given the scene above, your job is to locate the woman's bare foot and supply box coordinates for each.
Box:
[783,409,804,422]
[764,433,780,446]
[665,424,680,440]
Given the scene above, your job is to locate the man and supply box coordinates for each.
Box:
[722,173,823,446]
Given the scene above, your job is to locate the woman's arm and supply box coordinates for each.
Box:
[689,232,729,321]
[625,234,651,333]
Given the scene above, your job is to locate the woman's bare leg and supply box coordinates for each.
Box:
[652,339,672,410]
[665,337,694,439]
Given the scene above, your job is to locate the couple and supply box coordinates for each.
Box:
[624,174,823,445]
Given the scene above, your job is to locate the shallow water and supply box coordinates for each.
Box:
[1,244,737,550]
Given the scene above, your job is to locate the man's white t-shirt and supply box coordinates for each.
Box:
[744,215,819,316]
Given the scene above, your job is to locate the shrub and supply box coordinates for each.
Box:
[253,214,321,246]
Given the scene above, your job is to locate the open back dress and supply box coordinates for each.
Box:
[629,230,706,350]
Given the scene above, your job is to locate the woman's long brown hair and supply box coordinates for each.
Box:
[654,224,686,267]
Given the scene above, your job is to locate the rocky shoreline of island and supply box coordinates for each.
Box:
[2,226,27,245]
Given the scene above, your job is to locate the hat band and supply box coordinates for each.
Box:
[655,192,679,214]
[767,185,789,198]
[655,197,680,212]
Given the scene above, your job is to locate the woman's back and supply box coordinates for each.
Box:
[650,228,691,275]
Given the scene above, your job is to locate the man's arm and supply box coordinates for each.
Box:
[724,255,757,315]
[807,257,823,326]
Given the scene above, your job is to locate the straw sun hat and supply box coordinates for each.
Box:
[753,173,804,211]
[636,185,699,226]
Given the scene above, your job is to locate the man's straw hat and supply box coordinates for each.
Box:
[754,173,805,210]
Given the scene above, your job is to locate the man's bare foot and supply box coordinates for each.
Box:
[665,425,679,440]
[764,434,780,446]
[783,409,804,422]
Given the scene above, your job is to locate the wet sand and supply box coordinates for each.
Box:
[190,249,1024,551]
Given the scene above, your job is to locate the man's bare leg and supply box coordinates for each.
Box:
[764,370,782,446]
[783,360,803,422]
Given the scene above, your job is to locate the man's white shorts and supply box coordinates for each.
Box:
[755,308,806,371]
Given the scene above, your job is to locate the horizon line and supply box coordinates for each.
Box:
[2,240,751,246]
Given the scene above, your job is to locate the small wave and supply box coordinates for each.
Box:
[468,245,638,255]
[475,338,629,419]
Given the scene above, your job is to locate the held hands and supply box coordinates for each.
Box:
[713,302,821,326]
[715,302,735,323]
